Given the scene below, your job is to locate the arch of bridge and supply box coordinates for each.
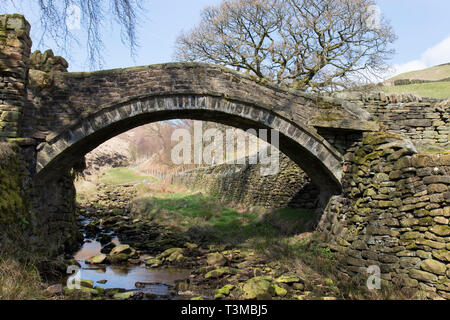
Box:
[36,93,344,195]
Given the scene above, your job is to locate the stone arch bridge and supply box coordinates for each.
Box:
[1,15,449,298]
[32,63,376,195]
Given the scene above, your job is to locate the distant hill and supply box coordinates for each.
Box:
[386,63,450,84]
[381,63,450,99]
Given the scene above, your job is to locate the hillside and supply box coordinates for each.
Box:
[386,63,450,84]
[381,63,450,99]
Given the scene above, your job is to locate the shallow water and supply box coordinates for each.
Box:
[71,221,191,297]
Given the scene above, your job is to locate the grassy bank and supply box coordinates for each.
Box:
[0,257,48,299]
[130,190,346,285]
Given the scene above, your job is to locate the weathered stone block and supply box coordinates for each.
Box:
[429,225,450,237]
[403,119,432,127]
[409,269,438,282]
[423,176,450,185]
[420,259,447,275]
[432,250,450,263]
[416,239,446,250]
[400,257,421,268]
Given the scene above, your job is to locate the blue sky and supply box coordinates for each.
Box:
[377,0,450,76]
[3,0,450,78]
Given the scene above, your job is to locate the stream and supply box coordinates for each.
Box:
[69,216,191,299]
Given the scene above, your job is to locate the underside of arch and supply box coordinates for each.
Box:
[36,95,344,195]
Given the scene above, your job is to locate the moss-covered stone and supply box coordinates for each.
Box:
[215,284,234,296]
[273,284,287,297]
[242,277,275,300]
[276,275,301,284]
[0,143,30,227]
[420,259,447,275]
[430,225,450,237]
[205,267,235,279]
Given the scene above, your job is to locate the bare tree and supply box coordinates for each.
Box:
[174,0,396,91]
[1,0,145,69]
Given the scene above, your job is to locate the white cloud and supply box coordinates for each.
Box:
[386,35,450,79]
[422,36,450,66]
[392,60,427,76]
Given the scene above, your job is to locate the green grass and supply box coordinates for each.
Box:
[131,191,315,244]
[381,81,450,99]
[98,167,155,185]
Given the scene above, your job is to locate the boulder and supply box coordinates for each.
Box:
[113,291,135,300]
[79,279,94,288]
[45,284,64,295]
[110,244,132,255]
[86,254,107,265]
[206,252,227,266]
[275,275,301,284]
[215,284,234,296]
[205,267,235,279]
[101,242,115,254]
[242,277,275,300]
[273,284,287,297]
[159,247,183,259]
[166,250,186,263]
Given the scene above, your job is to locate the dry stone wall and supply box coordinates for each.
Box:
[172,152,320,210]
[317,132,450,299]
[331,92,449,149]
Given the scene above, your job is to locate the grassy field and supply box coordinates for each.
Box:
[381,81,450,99]
[98,167,155,185]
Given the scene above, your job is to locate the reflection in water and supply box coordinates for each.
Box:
[73,237,190,297]
[110,266,129,275]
